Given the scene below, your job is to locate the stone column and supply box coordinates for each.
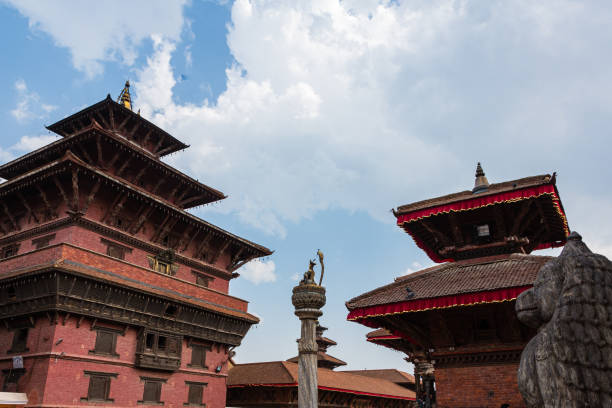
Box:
[292,283,326,408]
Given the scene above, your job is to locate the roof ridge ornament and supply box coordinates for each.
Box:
[117,80,132,110]
[472,162,489,194]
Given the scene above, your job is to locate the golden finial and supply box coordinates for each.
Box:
[117,80,132,110]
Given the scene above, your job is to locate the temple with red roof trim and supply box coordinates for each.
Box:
[346,164,570,408]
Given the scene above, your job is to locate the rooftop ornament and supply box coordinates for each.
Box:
[472,162,489,194]
[117,80,132,110]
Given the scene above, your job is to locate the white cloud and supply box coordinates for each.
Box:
[239,259,277,285]
[12,135,60,152]
[10,79,57,122]
[4,0,188,77]
[130,1,612,252]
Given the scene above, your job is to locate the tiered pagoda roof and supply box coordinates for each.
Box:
[286,324,347,369]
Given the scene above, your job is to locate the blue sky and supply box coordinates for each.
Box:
[1,0,612,371]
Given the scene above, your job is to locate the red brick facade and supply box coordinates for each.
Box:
[435,364,525,408]
[0,93,270,407]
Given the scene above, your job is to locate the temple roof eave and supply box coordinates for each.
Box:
[46,96,188,157]
[0,153,272,259]
[0,123,226,207]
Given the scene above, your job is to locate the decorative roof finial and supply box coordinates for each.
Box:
[473,162,489,194]
[117,80,132,110]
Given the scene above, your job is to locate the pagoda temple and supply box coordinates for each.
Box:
[346,165,569,408]
[0,82,271,407]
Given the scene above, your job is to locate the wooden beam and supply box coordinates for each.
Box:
[116,114,131,132]
[211,240,231,265]
[94,111,111,129]
[176,225,194,252]
[155,145,177,156]
[182,227,199,252]
[194,232,213,261]
[96,135,104,165]
[71,169,79,211]
[128,121,141,139]
[421,219,451,247]
[82,179,101,213]
[2,202,18,231]
[37,187,55,219]
[108,104,115,129]
[101,193,125,223]
[141,128,152,147]
[16,192,39,224]
[130,206,155,235]
[511,200,533,235]
[77,145,94,164]
[115,156,132,178]
[53,176,69,207]
[107,148,122,170]
[229,253,256,272]
[132,163,149,185]
[151,213,171,243]
[151,178,165,195]
[152,134,166,156]
[448,212,464,246]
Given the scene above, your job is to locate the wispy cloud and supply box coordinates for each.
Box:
[240,259,277,285]
[11,79,57,122]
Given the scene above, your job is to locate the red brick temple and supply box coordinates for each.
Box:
[227,323,416,407]
[0,82,271,407]
[346,164,569,408]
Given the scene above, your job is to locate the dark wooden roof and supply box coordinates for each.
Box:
[228,361,416,399]
[286,351,347,368]
[0,152,272,258]
[346,254,551,310]
[0,122,225,207]
[395,174,553,215]
[47,96,188,157]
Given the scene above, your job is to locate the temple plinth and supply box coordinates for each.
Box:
[292,278,326,408]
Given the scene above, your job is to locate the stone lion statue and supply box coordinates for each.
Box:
[516,232,612,407]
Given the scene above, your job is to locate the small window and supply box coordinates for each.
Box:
[9,328,29,353]
[81,371,116,403]
[185,382,206,406]
[156,261,170,274]
[158,336,167,351]
[192,271,213,288]
[140,378,165,404]
[91,330,118,356]
[32,234,55,249]
[101,238,132,260]
[1,244,19,259]
[189,344,210,368]
[145,333,155,350]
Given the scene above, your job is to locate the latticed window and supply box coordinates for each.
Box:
[140,377,165,404]
[81,371,116,402]
[1,244,19,259]
[185,381,207,406]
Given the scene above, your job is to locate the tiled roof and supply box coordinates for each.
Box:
[366,328,394,338]
[286,351,347,367]
[228,361,415,399]
[341,369,415,385]
[395,174,552,214]
[346,253,551,310]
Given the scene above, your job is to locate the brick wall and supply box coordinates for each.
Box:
[0,316,230,407]
[435,363,525,408]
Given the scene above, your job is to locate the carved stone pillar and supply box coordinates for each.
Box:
[292,283,326,408]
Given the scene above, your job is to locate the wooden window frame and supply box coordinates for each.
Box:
[89,328,120,357]
[139,377,166,405]
[139,330,182,358]
[7,328,29,354]
[184,381,207,407]
[191,270,213,288]
[101,238,132,261]
[81,371,117,403]
[188,344,210,369]
[32,234,55,249]
[1,244,20,259]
